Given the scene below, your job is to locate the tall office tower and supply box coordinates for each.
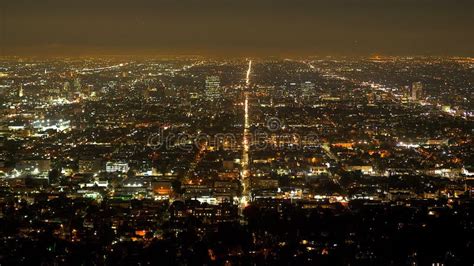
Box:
[83,85,93,98]
[411,82,423,101]
[205,76,220,100]
[63,81,70,91]
[286,82,298,98]
[300,81,315,98]
[73,78,82,92]
[18,84,23,97]
[62,81,71,99]
[367,92,376,105]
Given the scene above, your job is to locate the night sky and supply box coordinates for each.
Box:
[1,0,473,56]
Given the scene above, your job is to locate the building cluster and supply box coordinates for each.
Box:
[0,57,472,264]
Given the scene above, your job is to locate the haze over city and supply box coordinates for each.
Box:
[1,0,474,56]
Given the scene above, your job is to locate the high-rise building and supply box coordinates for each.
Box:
[300,81,315,98]
[18,84,23,97]
[205,76,220,100]
[63,81,70,91]
[411,82,423,101]
[367,92,375,105]
[286,82,298,98]
[401,86,410,104]
[73,78,82,92]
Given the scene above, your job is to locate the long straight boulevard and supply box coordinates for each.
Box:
[240,60,252,210]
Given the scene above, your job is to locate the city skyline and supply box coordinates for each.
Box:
[0,1,473,265]
[0,54,472,266]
